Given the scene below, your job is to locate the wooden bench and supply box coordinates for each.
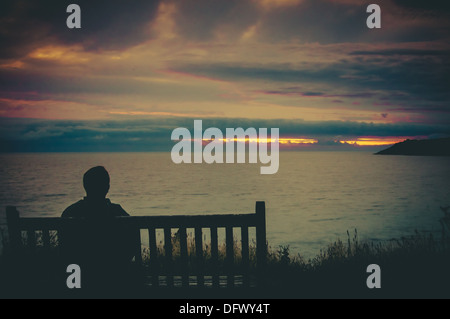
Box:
[5,201,267,294]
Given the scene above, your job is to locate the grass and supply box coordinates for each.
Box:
[260,206,450,298]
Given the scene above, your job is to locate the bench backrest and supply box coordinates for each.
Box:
[6,201,267,288]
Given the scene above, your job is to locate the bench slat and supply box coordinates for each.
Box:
[27,230,36,250]
[226,226,234,287]
[164,227,173,287]
[210,226,219,288]
[179,227,189,287]
[134,227,143,268]
[42,228,51,249]
[195,227,204,287]
[241,226,250,287]
[148,227,158,287]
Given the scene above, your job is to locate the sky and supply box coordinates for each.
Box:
[1,0,450,152]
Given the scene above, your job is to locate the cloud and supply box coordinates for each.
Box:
[173,63,342,83]
[169,0,259,41]
[1,117,448,152]
[3,0,450,63]
[1,0,449,129]
[390,1,450,14]
[257,89,376,99]
[349,49,450,56]
[173,49,450,108]
[0,0,161,59]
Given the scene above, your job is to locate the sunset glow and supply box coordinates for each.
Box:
[200,138,318,144]
[339,137,412,146]
[0,1,449,152]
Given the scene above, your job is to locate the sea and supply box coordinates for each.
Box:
[1,152,449,259]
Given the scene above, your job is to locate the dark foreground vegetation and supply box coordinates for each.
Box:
[1,207,450,299]
[263,206,450,298]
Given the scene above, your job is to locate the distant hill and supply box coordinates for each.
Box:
[376,137,450,156]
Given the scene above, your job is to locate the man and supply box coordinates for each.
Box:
[62,166,129,218]
[61,166,137,296]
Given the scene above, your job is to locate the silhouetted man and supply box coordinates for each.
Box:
[61,166,137,296]
[62,166,129,218]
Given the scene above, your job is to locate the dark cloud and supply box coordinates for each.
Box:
[1,117,448,152]
[391,0,450,14]
[239,0,449,44]
[0,117,175,152]
[174,47,450,113]
[258,0,368,44]
[0,67,220,103]
[0,0,161,59]
[350,49,450,56]
[170,0,372,44]
[0,68,156,96]
[258,89,376,99]
[170,0,259,41]
[167,0,450,45]
[3,0,449,62]
[174,63,343,83]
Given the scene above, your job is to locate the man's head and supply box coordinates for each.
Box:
[83,166,110,199]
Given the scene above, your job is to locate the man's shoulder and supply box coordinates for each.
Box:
[61,200,86,218]
[61,198,130,217]
[109,202,130,217]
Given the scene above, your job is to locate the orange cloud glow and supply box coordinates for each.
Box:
[199,137,317,144]
[339,137,410,146]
